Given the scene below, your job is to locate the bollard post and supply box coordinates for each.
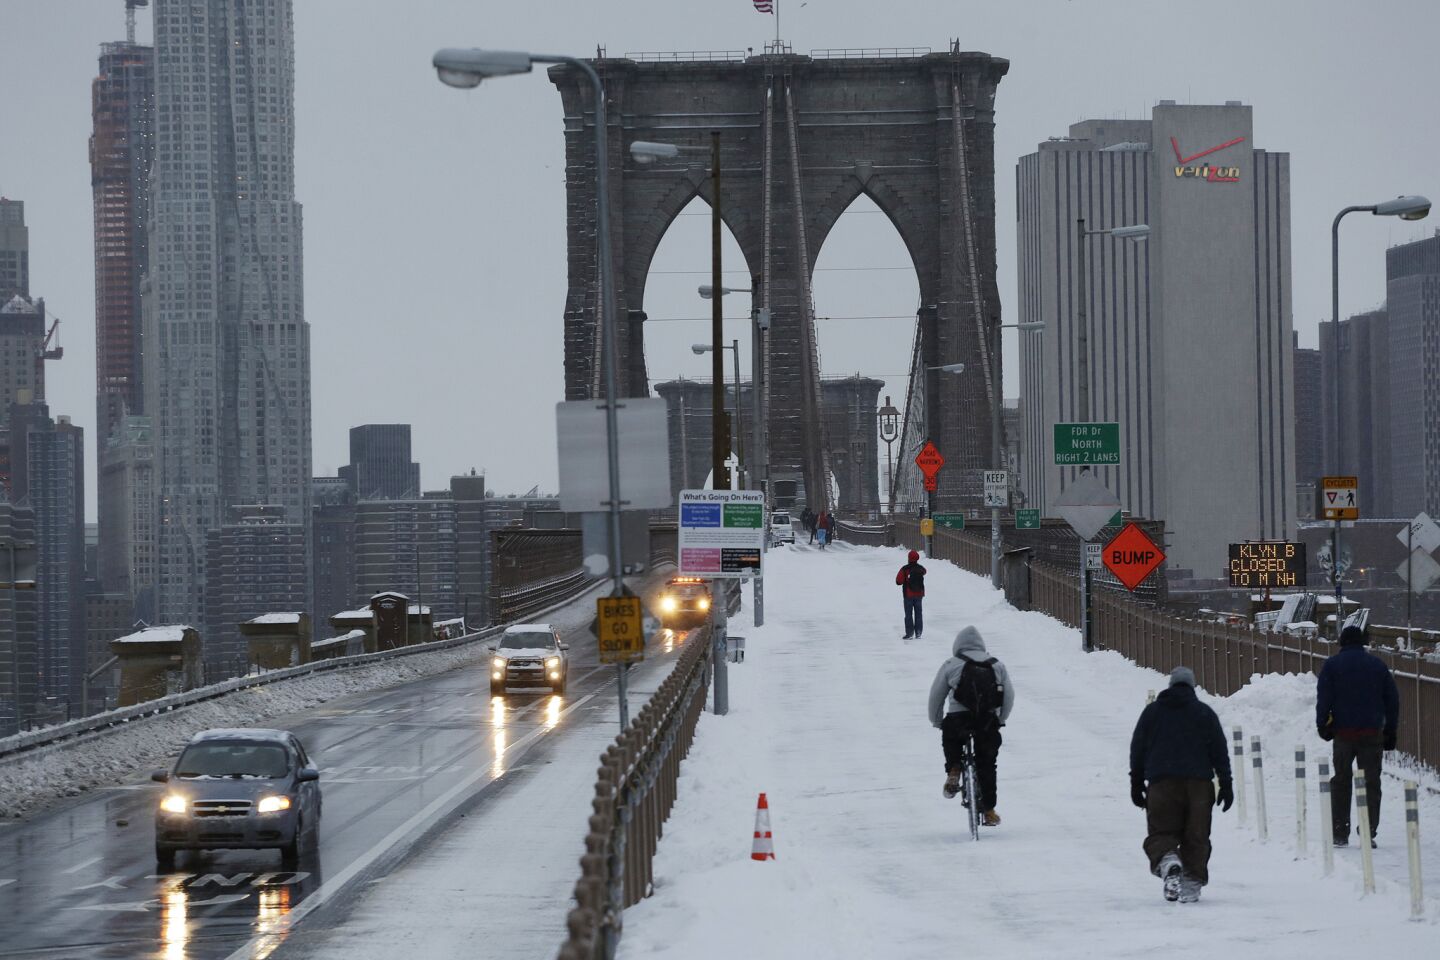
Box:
[1405,781,1424,920]
[1232,727,1248,825]
[1146,689,1156,704]
[1318,758,1334,877]
[1356,779,1376,894]
[1251,735,1268,842]
[1294,745,1307,858]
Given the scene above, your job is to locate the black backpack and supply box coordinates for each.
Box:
[904,564,925,593]
[953,654,1003,722]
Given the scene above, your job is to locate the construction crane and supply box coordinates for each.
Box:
[36,314,61,402]
[125,1,149,46]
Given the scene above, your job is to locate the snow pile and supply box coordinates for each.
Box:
[617,545,1438,960]
[0,635,502,820]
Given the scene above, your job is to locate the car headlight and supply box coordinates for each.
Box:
[257,795,292,814]
[698,597,710,610]
[660,596,677,613]
[160,794,188,815]
[545,657,560,669]
[492,656,506,669]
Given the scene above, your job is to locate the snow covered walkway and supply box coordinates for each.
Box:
[618,544,1439,959]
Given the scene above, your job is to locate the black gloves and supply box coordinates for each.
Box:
[1317,723,1333,742]
[1384,729,1397,751]
[1130,774,1147,809]
[1216,779,1234,812]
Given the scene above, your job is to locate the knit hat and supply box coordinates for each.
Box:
[1168,666,1196,689]
[1340,625,1367,647]
[908,550,920,563]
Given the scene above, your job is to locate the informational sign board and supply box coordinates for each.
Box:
[678,489,765,577]
[1319,476,1359,521]
[595,595,644,664]
[934,513,966,530]
[556,399,673,512]
[1227,541,1307,589]
[1085,542,1103,570]
[983,471,1009,508]
[1015,509,1040,530]
[1054,423,1121,466]
[1102,523,1166,591]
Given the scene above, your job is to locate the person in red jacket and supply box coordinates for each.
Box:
[896,550,927,639]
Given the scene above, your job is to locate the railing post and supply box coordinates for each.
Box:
[1294,745,1307,858]
[1406,781,1424,919]
[1251,734,1268,842]
[1356,779,1376,894]
[1318,757,1334,877]
[1232,727,1248,825]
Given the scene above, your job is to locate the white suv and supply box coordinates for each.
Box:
[491,624,569,696]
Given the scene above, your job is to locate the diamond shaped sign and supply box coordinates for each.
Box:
[1397,513,1440,556]
[1052,471,1122,542]
[915,441,945,479]
[1397,548,1440,596]
[1102,523,1166,591]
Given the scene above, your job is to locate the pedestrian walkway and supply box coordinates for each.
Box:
[616,544,1440,959]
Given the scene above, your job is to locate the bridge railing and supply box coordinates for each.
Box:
[559,624,712,960]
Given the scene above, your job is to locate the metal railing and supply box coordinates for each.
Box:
[494,569,595,625]
[559,625,712,959]
[810,47,932,59]
[832,518,893,547]
[621,50,747,63]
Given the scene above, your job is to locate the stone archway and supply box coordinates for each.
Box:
[551,47,1008,510]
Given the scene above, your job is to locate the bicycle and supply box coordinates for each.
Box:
[958,732,980,841]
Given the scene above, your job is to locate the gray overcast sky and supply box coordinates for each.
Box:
[3,0,1437,511]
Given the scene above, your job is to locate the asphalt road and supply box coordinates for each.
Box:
[0,576,689,960]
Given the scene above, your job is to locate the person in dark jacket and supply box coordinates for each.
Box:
[1129,666,1233,903]
[1316,625,1400,847]
[800,507,815,543]
[896,550,927,639]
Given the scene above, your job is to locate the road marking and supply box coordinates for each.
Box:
[74,876,128,891]
[220,691,598,960]
[0,878,15,889]
[61,857,102,875]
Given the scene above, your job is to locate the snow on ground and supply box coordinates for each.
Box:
[617,544,1440,960]
[0,592,601,821]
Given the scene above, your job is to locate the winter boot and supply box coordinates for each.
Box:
[903,632,914,640]
[981,809,1001,827]
[1177,876,1202,903]
[1332,829,1349,848]
[943,768,961,799]
[1158,852,1182,902]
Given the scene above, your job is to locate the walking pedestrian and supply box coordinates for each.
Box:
[895,549,926,639]
[816,511,833,549]
[1129,666,1233,903]
[927,627,1014,825]
[1316,624,1399,848]
[805,507,818,544]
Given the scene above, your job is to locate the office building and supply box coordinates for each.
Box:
[145,0,311,627]
[1386,231,1440,516]
[0,296,45,435]
[203,504,307,672]
[97,415,156,618]
[1293,335,1324,482]
[1016,101,1295,575]
[0,494,38,735]
[352,495,459,619]
[311,477,355,623]
[1318,308,1390,517]
[339,424,420,500]
[0,199,28,302]
[9,402,85,705]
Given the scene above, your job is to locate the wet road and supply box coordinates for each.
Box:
[0,581,686,959]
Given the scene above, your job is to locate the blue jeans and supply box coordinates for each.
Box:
[904,595,924,636]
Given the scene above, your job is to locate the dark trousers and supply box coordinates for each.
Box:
[1331,733,1384,839]
[903,595,924,636]
[1143,778,1214,885]
[940,714,1002,811]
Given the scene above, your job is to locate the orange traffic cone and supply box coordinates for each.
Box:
[751,792,776,861]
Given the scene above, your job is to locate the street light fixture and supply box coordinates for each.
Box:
[1328,194,1430,621]
[698,284,752,300]
[433,45,634,729]
[693,341,745,481]
[878,396,900,515]
[1075,220,1149,422]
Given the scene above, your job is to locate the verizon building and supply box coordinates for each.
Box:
[1016,102,1294,576]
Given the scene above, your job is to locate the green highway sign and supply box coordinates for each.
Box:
[934,513,966,530]
[1054,422,1121,466]
[1016,509,1040,530]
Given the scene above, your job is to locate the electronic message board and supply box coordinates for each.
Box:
[1227,541,1306,589]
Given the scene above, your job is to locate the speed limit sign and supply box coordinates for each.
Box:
[596,596,644,664]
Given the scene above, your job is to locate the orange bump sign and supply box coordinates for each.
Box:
[1102,523,1165,592]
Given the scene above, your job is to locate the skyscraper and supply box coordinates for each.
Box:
[1016,102,1295,575]
[1386,231,1440,516]
[204,503,307,673]
[340,424,421,500]
[1318,309,1390,517]
[144,0,311,636]
[0,199,28,302]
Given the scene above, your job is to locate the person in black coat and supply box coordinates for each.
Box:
[1129,666,1233,903]
[1316,625,1400,847]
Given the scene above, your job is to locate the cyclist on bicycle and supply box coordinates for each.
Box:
[927,626,1015,825]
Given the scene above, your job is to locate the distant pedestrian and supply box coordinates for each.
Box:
[1316,625,1399,848]
[1129,667,1232,903]
[927,626,1014,825]
[816,511,833,549]
[895,549,926,639]
[805,508,818,544]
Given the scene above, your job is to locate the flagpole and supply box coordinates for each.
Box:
[776,0,781,45]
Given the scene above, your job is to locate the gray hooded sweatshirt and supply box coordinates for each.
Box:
[927,626,1015,727]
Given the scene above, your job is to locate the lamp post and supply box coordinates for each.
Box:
[433,47,632,729]
[878,396,900,515]
[1329,195,1430,625]
[1075,221,1149,423]
[693,340,743,482]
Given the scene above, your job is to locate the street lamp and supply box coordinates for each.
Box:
[878,396,900,515]
[1075,220,1149,421]
[1328,195,1430,622]
[692,340,745,482]
[699,284,751,299]
[433,46,633,728]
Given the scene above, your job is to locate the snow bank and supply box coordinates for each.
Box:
[617,545,1439,960]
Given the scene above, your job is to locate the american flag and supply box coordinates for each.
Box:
[753,0,774,12]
